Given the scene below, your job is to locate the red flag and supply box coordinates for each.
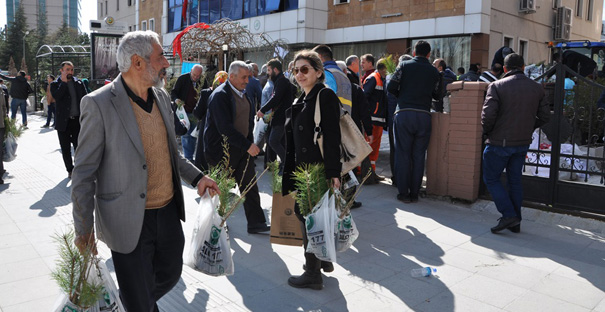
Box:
[182,0,188,20]
[172,23,211,61]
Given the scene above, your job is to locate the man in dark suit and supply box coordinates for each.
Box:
[171,64,205,161]
[204,61,270,234]
[50,61,88,178]
[71,31,218,312]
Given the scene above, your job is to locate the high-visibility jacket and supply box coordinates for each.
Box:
[363,71,387,127]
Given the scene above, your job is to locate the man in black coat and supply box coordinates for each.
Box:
[346,55,361,85]
[50,61,88,178]
[170,64,205,161]
[256,59,294,166]
[387,41,441,203]
[0,71,33,127]
[204,61,270,234]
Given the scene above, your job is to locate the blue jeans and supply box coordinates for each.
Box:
[180,113,196,161]
[46,102,55,126]
[482,144,529,219]
[10,98,27,125]
[393,110,432,197]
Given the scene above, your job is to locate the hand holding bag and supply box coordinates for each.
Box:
[313,88,373,176]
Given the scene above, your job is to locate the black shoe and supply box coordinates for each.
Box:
[303,261,334,273]
[41,124,49,128]
[68,171,72,179]
[247,224,270,234]
[508,224,521,233]
[410,194,419,203]
[351,201,362,209]
[287,272,323,290]
[0,179,4,185]
[491,217,521,234]
[397,194,412,204]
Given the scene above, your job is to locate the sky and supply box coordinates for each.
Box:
[0,0,97,33]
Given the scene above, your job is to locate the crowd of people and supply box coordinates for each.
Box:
[0,30,550,309]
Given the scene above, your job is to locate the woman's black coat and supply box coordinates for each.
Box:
[282,83,342,195]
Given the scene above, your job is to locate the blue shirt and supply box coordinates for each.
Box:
[323,60,340,92]
[261,79,274,108]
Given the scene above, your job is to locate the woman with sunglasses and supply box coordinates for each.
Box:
[282,50,342,290]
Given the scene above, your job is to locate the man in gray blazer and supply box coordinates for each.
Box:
[71,31,219,312]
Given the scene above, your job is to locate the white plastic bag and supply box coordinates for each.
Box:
[3,132,17,162]
[253,117,267,146]
[191,126,199,138]
[304,191,338,263]
[50,258,125,312]
[175,105,190,131]
[335,213,359,252]
[185,191,234,276]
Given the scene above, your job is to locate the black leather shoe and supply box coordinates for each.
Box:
[288,272,323,290]
[410,194,419,203]
[351,201,362,209]
[0,179,4,185]
[397,194,412,204]
[491,217,521,233]
[247,224,271,234]
[303,261,334,273]
[508,224,521,233]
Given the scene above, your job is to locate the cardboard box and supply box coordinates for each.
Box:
[270,192,303,246]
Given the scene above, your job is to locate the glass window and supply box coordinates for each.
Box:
[221,0,242,20]
[412,36,472,74]
[284,0,298,10]
[199,0,209,23]
[99,2,103,16]
[128,0,131,6]
[209,0,220,23]
[116,0,119,10]
[149,19,155,32]
[168,7,183,32]
[576,0,583,17]
[266,0,280,11]
[190,0,199,24]
[587,0,593,21]
[244,0,257,18]
[142,20,147,31]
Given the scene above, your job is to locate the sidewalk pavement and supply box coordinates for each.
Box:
[1,113,604,312]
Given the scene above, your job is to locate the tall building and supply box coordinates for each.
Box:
[5,0,81,33]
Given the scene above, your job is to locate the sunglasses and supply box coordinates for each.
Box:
[292,65,313,75]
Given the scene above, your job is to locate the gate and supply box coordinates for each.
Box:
[521,63,605,215]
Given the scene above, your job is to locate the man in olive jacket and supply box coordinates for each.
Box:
[481,53,550,234]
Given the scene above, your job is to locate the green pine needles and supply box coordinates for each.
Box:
[268,161,282,194]
[206,136,269,227]
[291,163,329,216]
[51,230,103,308]
[206,137,239,220]
[4,117,23,139]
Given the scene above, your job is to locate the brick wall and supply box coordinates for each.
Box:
[328,0,465,29]
[426,81,488,201]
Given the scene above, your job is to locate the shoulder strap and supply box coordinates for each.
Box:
[313,88,324,145]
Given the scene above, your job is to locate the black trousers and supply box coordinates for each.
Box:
[0,127,4,175]
[57,118,80,173]
[111,199,184,312]
[193,120,208,171]
[207,149,267,228]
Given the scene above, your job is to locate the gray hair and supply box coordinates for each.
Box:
[399,54,413,63]
[117,31,161,73]
[336,60,347,73]
[345,55,358,66]
[261,64,268,74]
[229,61,252,76]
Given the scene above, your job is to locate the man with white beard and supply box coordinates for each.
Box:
[71,31,219,312]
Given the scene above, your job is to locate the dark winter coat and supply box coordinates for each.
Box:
[482,70,550,146]
[282,84,342,195]
[387,56,441,112]
[204,82,255,163]
[50,77,87,132]
[260,72,295,126]
[0,74,32,100]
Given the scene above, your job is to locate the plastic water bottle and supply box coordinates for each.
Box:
[410,267,437,277]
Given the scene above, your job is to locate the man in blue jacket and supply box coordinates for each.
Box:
[387,41,441,203]
[204,61,270,234]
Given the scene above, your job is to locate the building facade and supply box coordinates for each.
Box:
[97,0,137,32]
[5,0,81,33]
[103,0,604,73]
